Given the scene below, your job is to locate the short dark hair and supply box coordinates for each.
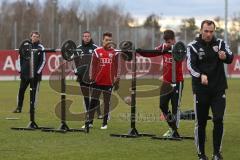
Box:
[103,32,112,39]
[30,31,40,37]
[201,20,216,29]
[83,31,91,35]
[163,30,175,41]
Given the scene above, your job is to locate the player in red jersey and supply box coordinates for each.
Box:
[139,30,184,138]
[157,30,183,138]
[86,32,120,130]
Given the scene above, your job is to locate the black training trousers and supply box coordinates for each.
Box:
[79,82,101,115]
[160,81,183,129]
[194,90,226,155]
[17,78,40,111]
[88,85,113,125]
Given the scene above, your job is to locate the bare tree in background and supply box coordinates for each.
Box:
[177,18,199,44]
[229,13,240,53]
[0,0,134,49]
[0,0,239,51]
[142,14,161,48]
[0,0,41,48]
[214,17,225,39]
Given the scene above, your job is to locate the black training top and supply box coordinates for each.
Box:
[19,41,46,81]
[187,35,233,93]
[74,39,98,83]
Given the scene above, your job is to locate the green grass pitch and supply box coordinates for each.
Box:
[0,78,239,160]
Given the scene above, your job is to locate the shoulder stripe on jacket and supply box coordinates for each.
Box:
[188,41,198,53]
[218,39,223,50]
[187,47,201,78]
[37,44,46,74]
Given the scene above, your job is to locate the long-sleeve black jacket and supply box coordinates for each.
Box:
[74,39,98,83]
[187,35,234,93]
[20,42,46,81]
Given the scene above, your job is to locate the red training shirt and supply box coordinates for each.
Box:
[90,47,119,86]
[138,43,183,83]
[155,43,183,83]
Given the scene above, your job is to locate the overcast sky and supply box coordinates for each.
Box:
[71,0,240,19]
[1,0,240,20]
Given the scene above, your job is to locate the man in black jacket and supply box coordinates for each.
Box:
[187,20,233,160]
[73,31,102,128]
[13,31,46,113]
